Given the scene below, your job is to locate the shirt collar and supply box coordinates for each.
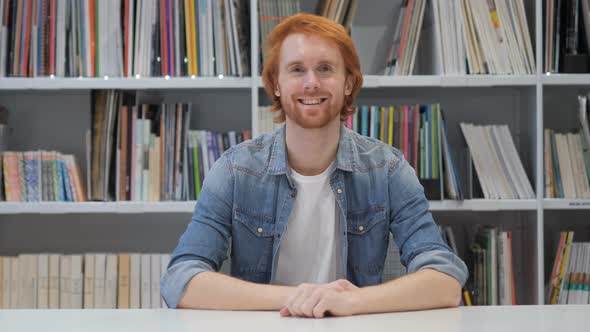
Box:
[267,124,356,175]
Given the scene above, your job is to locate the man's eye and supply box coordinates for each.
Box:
[291,67,305,73]
[318,65,333,72]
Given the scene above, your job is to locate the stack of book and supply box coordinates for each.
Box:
[545,93,590,199]
[347,103,463,200]
[185,129,251,201]
[1,151,85,202]
[89,90,192,202]
[467,227,516,306]
[545,0,590,73]
[258,0,300,64]
[384,0,426,76]
[547,232,590,305]
[385,0,534,75]
[315,0,357,31]
[461,123,535,199]
[89,90,251,202]
[0,0,250,78]
[432,0,534,75]
[257,105,281,135]
[0,253,171,309]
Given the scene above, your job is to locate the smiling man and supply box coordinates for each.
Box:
[160,13,468,318]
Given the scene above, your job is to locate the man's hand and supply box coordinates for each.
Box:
[279,279,361,318]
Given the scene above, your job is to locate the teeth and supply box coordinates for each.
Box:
[300,99,322,105]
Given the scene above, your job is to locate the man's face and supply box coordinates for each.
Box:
[276,33,350,129]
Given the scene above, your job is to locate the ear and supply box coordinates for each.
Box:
[344,76,353,95]
[274,85,281,97]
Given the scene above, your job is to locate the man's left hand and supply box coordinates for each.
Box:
[279,279,362,318]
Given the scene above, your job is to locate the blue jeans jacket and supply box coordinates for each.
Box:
[161,124,468,308]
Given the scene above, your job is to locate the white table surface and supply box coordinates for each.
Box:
[0,305,588,332]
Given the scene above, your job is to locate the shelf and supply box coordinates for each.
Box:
[0,75,536,91]
[428,199,537,211]
[256,75,536,89]
[0,77,252,90]
[543,199,590,210]
[0,199,538,214]
[365,75,537,87]
[542,74,590,85]
[0,201,197,214]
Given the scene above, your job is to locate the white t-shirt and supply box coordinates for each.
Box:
[272,162,343,285]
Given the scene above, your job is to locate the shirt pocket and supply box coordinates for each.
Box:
[346,205,389,276]
[234,207,275,238]
[347,205,387,236]
[232,207,275,275]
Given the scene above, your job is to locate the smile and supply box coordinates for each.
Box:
[298,98,328,105]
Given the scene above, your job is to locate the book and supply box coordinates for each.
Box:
[0,0,251,78]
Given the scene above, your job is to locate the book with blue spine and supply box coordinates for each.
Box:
[361,105,368,137]
[54,152,65,201]
[551,131,564,197]
[427,105,432,179]
[25,152,38,202]
[60,155,73,202]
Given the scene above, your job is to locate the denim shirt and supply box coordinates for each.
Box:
[160,124,468,308]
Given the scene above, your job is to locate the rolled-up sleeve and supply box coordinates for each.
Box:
[388,153,468,286]
[160,154,234,308]
[160,260,214,308]
[407,250,468,286]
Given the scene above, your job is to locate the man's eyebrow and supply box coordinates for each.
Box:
[285,61,304,67]
[285,60,338,67]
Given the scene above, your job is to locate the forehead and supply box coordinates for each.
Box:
[279,33,343,65]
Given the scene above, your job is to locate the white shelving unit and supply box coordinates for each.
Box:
[0,199,540,214]
[256,75,538,88]
[542,74,590,85]
[0,77,253,90]
[1,0,589,306]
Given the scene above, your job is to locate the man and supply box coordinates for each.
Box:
[161,13,467,318]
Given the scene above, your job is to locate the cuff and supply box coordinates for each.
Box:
[160,259,214,308]
[407,250,469,287]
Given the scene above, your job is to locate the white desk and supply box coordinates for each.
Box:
[0,305,588,332]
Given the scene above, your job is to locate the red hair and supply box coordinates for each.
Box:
[261,13,363,123]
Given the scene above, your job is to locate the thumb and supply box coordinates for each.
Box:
[339,279,358,290]
[280,307,292,317]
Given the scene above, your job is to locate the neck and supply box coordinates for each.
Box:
[285,118,341,176]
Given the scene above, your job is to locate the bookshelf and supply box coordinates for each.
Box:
[0,77,253,90]
[1,0,589,307]
[0,199,540,214]
[256,75,539,88]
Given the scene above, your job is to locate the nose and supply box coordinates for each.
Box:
[303,71,319,92]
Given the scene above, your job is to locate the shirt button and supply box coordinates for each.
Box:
[257,227,263,234]
[358,226,364,231]
[337,188,342,194]
[291,192,296,197]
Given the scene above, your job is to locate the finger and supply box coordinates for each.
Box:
[280,307,291,317]
[284,285,305,317]
[300,289,324,318]
[313,299,328,319]
[289,285,312,317]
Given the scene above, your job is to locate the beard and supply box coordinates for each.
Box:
[282,97,342,129]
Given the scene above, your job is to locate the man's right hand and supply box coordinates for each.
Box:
[279,279,360,318]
